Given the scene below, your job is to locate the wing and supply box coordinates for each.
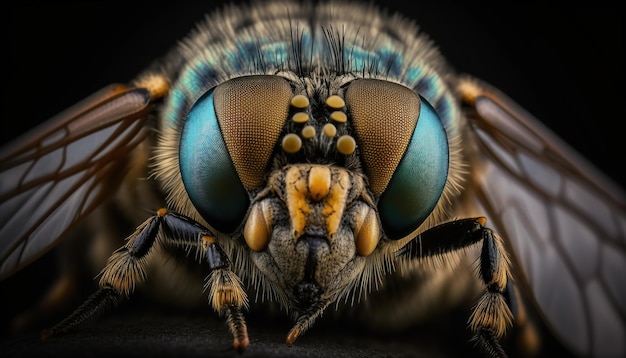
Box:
[456,78,626,357]
[0,83,165,281]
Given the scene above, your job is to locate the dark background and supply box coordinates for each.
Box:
[1,1,623,357]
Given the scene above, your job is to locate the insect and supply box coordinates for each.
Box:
[1,1,624,357]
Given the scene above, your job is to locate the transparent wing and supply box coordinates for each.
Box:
[456,78,626,357]
[0,84,159,281]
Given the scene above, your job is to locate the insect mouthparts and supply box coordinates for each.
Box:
[294,235,327,306]
[294,281,322,307]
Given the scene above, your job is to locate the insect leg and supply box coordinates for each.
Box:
[40,208,249,351]
[194,234,249,351]
[151,210,250,351]
[285,298,332,346]
[40,286,119,340]
[469,226,513,358]
[40,209,165,340]
[398,217,513,358]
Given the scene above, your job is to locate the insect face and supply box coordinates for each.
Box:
[169,71,454,328]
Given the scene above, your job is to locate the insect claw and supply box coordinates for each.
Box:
[286,327,300,346]
[226,305,249,352]
[285,298,332,346]
[233,336,249,353]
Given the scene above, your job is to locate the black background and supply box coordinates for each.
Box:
[4,1,624,187]
[1,2,623,357]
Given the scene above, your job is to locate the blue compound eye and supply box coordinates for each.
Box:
[179,75,292,233]
[345,79,449,239]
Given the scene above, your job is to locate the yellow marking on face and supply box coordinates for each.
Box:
[286,167,309,238]
[354,207,379,256]
[308,166,331,202]
[244,201,271,251]
[322,170,350,237]
[284,165,351,240]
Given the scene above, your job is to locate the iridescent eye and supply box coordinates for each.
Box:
[179,75,292,233]
[346,79,449,239]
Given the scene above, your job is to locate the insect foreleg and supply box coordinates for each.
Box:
[142,210,250,351]
[41,208,250,351]
[469,226,513,358]
[41,209,167,340]
[40,286,119,341]
[195,235,249,351]
[39,209,167,341]
[398,217,513,358]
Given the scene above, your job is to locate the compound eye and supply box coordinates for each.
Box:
[179,75,292,233]
[346,79,449,239]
